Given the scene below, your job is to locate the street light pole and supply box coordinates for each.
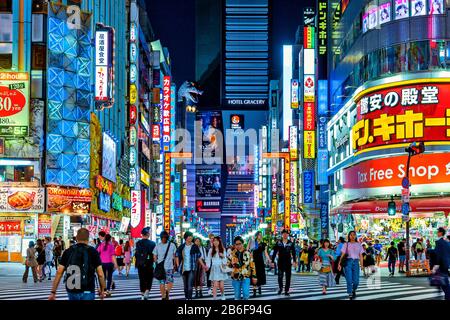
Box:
[405,151,412,274]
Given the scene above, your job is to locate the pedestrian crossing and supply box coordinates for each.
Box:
[0,272,444,300]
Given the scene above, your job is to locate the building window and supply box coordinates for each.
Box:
[0,12,12,69]
[0,0,12,13]
[409,41,429,71]
[32,14,45,42]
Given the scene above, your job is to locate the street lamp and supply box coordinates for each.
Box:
[403,141,425,275]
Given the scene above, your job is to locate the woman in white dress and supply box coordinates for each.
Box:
[206,236,228,300]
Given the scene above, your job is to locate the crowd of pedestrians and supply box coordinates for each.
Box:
[18,225,450,301]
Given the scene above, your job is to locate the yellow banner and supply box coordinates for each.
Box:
[304,130,316,159]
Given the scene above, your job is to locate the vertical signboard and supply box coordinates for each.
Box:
[303,171,314,204]
[318,0,328,79]
[303,7,316,26]
[130,190,143,238]
[164,154,171,232]
[291,79,299,109]
[317,149,328,185]
[94,25,115,110]
[284,157,291,230]
[129,7,139,189]
[289,126,298,160]
[303,26,315,49]
[320,202,329,238]
[304,130,316,159]
[162,76,171,152]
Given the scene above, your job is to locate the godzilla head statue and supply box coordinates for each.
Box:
[177,81,203,104]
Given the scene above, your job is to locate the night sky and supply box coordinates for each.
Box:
[146,0,315,86]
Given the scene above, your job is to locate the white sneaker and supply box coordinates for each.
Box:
[143,291,149,300]
[208,288,212,296]
[221,294,226,301]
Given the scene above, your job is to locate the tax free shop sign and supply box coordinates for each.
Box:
[342,153,450,201]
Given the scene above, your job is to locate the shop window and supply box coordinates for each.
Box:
[0,165,35,183]
[368,50,380,80]
[394,43,408,73]
[409,41,429,71]
[0,14,12,42]
[430,40,447,69]
[0,53,12,69]
[32,14,45,42]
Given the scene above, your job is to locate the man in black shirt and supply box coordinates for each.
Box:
[48,228,106,300]
[135,227,156,300]
[397,238,406,273]
[385,241,398,277]
[271,229,297,296]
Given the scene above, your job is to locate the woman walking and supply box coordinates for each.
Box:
[362,242,376,277]
[23,241,38,283]
[36,239,45,281]
[206,236,228,300]
[250,231,271,297]
[228,236,257,300]
[316,239,336,295]
[194,237,207,298]
[115,239,125,276]
[338,231,364,300]
[97,234,118,297]
[124,240,132,277]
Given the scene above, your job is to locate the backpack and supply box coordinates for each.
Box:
[64,244,91,292]
[135,240,152,267]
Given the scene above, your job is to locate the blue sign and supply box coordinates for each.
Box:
[303,171,314,204]
[318,80,328,116]
[320,203,329,238]
[319,185,329,203]
[318,117,328,149]
[99,192,111,212]
[317,150,328,185]
[402,203,410,215]
[402,177,410,188]
[122,199,132,209]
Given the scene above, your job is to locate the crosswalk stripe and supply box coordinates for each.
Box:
[394,292,444,300]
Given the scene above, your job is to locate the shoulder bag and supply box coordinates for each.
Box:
[154,243,171,280]
[339,243,349,268]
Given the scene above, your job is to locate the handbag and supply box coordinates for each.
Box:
[154,243,171,281]
[339,243,349,268]
[220,264,233,274]
[312,259,322,272]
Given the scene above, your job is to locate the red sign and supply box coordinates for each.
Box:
[0,221,21,233]
[353,82,450,152]
[96,176,114,195]
[38,214,51,238]
[343,153,450,189]
[0,86,26,117]
[47,187,92,213]
[152,124,160,139]
[331,197,450,216]
[304,102,315,131]
[129,105,137,125]
[162,76,171,151]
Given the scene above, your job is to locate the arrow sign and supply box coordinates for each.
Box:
[402,177,410,189]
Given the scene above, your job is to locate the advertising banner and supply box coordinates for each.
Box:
[304,130,316,159]
[38,214,51,238]
[130,190,142,237]
[0,187,45,213]
[318,80,328,115]
[0,221,21,234]
[343,152,450,189]
[303,75,315,102]
[380,2,392,23]
[303,27,315,49]
[102,132,117,183]
[318,116,328,149]
[304,102,315,131]
[98,192,111,212]
[291,79,299,109]
[320,203,329,238]
[411,0,426,16]
[317,149,329,185]
[230,114,244,129]
[353,82,450,152]
[430,0,444,14]
[0,72,29,137]
[120,216,130,233]
[196,111,223,159]
[195,166,221,198]
[47,187,92,213]
[162,76,171,152]
[303,171,314,204]
[395,0,409,20]
[289,126,298,161]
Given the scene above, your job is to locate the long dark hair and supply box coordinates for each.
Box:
[36,239,43,250]
[103,234,112,251]
[347,231,357,242]
[211,236,224,257]
[124,241,130,252]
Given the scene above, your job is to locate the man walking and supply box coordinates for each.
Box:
[154,231,177,300]
[271,229,297,296]
[48,228,106,300]
[432,227,450,300]
[134,227,156,300]
[397,238,406,273]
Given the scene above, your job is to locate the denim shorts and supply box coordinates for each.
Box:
[399,255,406,262]
[159,269,174,284]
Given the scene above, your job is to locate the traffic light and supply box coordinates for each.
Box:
[388,200,396,216]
